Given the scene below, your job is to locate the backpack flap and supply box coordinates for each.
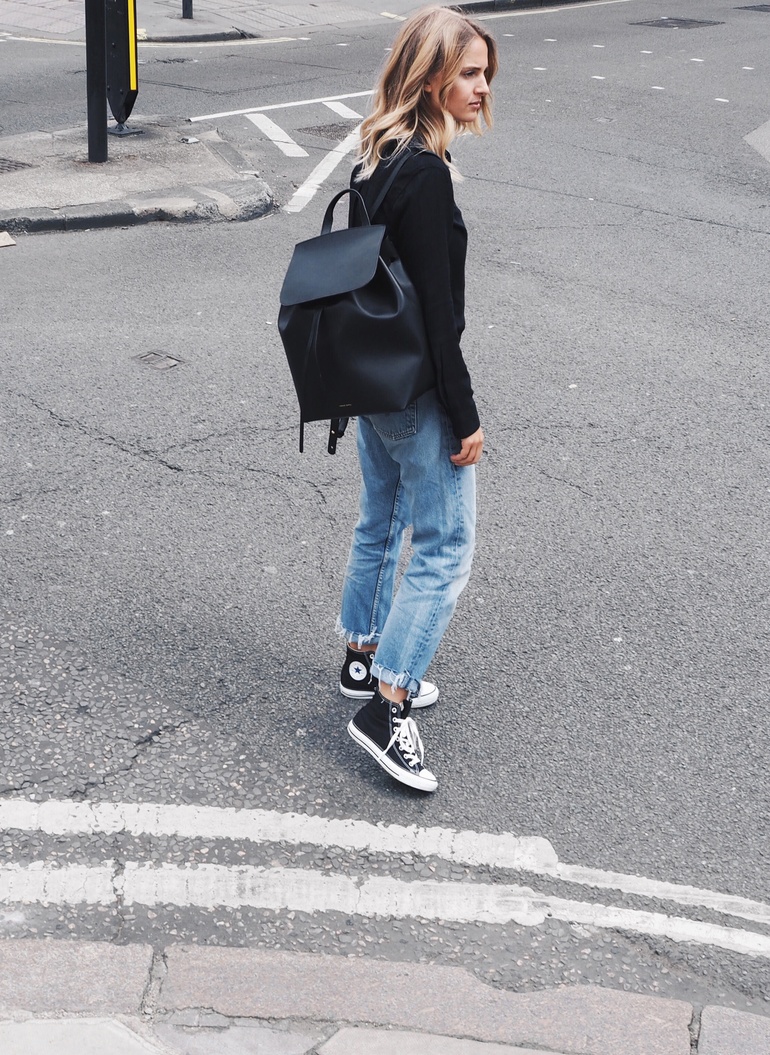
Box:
[279,225,387,306]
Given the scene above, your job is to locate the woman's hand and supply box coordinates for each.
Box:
[450,427,484,466]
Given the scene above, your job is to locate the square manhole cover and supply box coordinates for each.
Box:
[133,351,184,370]
[0,157,35,174]
[631,17,725,27]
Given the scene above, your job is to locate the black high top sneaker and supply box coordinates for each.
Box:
[347,690,438,792]
[339,646,439,708]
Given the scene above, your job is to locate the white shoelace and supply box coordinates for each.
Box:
[384,715,425,768]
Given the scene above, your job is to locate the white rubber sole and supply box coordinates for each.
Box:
[347,720,438,793]
[339,681,439,708]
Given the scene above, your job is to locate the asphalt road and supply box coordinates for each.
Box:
[2,0,769,1009]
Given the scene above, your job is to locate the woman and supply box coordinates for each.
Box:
[337,6,498,793]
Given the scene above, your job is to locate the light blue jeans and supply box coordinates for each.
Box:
[338,388,476,698]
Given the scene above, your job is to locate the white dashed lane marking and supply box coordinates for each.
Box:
[0,800,768,960]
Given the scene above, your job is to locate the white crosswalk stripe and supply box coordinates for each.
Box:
[246,112,308,157]
[323,100,364,119]
[284,127,360,213]
[189,90,372,210]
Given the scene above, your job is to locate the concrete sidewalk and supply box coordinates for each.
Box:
[0,115,274,234]
[2,938,769,1055]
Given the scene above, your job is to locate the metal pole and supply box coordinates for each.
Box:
[85,0,108,162]
[182,0,193,18]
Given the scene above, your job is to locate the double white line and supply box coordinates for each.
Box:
[1,800,768,959]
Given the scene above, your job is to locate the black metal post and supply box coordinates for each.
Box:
[85,0,108,162]
[182,0,193,18]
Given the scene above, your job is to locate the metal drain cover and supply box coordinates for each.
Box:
[0,157,35,174]
[631,17,725,27]
[134,351,184,370]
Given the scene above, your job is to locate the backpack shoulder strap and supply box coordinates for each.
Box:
[368,149,413,217]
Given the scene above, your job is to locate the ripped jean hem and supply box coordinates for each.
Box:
[370,660,420,699]
[335,616,380,649]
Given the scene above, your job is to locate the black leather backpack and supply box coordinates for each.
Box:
[278,152,434,453]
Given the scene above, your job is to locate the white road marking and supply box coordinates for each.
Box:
[1,800,768,928]
[1,861,768,960]
[380,11,406,19]
[1,34,85,46]
[190,91,374,124]
[284,127,361,213]
[0,800,553,871]
[745,119,770,164]
[592,76,606,80]
[324,101,364,119]
[245,113,308,157]
[715,98,730,103]
[0,861,114,904]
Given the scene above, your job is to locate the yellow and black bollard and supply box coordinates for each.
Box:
[105,0,141,136]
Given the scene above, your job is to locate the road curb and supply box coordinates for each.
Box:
[139,28,256,43]
[0,179,275,235]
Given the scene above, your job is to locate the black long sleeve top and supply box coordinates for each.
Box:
[350,146,480,440]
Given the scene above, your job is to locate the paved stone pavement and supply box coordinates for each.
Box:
[0,939,769,1054]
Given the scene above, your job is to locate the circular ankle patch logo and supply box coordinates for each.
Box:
[348,661,368,681]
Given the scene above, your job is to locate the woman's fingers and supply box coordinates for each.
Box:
[450,428,484,466]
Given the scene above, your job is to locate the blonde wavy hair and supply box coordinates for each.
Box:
[356,5,497,180]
